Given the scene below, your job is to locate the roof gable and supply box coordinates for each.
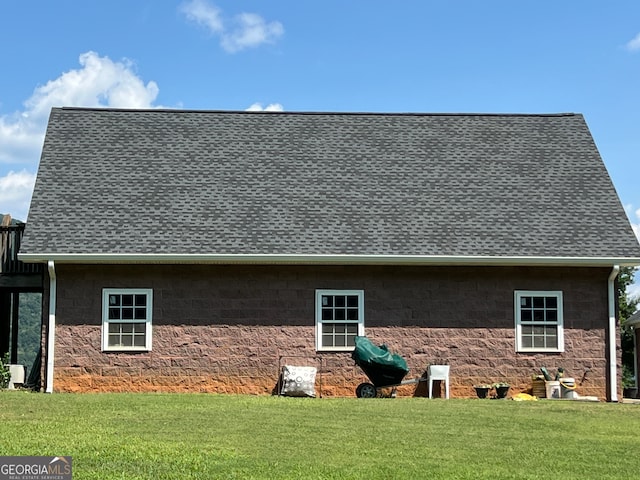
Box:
[20,108,640,263]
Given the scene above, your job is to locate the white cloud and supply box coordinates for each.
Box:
[0,51,159,220]
[624,203,640,244]
[0,113,44,165]
[0,170,36,221]
[626,32,640,52]
[181,0,283,53]
[627,208,640,309]
[24,51,159,119]
[632,207,640,244]
[180,0,224,34]
[245,103,284,112]
[629,276,640,306]
[221,13,284,53]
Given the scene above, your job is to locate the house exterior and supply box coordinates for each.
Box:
[19,108,640,399]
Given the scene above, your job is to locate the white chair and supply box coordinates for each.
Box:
[427,365,450,399]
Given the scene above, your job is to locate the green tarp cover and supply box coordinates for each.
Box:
[352,336,409,373]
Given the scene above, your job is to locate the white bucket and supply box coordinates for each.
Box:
[560,378,578,399]
[8,364,25,390]
[545,380,561,399]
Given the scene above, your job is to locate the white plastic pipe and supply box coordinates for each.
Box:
[608,265,620,402]
[46,260,56,393]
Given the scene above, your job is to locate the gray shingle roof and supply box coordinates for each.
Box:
[20,108,640,261]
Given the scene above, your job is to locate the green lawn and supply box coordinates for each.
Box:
[1,392,640,479]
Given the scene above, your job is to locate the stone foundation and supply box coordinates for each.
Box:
[53,324,611,398]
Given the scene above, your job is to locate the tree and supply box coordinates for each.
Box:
[619,266,639,387]
[18,293,42,377]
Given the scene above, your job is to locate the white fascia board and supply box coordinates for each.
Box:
[18,252,640,267]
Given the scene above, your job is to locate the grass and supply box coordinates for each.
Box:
[1,392,640,479]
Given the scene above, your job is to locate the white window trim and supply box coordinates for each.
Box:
[315,289,364,352]
[514,290,564,353]
[102,288,153,352]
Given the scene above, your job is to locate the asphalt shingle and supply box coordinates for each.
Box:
[20,108,640,259]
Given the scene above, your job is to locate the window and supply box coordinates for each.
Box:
[515,291,564,353]
[315,290,364,351]
[102,289,153,352]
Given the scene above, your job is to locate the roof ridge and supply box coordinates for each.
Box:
[56,107,578,117]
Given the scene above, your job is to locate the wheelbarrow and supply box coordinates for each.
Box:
[351,336,426,398]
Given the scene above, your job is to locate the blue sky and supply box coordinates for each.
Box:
[0,1,639,297]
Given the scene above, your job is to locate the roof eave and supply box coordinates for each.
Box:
[17,253,640,267]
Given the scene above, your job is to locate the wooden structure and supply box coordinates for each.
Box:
[0,215,44,363]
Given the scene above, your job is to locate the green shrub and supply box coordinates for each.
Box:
[0,353,10,388]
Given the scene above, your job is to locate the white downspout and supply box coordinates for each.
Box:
[608,265,620,402]
[46,260,56,393]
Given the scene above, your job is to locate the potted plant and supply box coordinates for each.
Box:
[473,384,491,399]
[493,382,510,399]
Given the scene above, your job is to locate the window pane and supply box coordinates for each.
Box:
[518,291,561,350]
[104,291,151,350]
[317,291,363,350]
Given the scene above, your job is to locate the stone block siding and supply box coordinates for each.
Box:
[51,264,617,398]
[54,324,611,398]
